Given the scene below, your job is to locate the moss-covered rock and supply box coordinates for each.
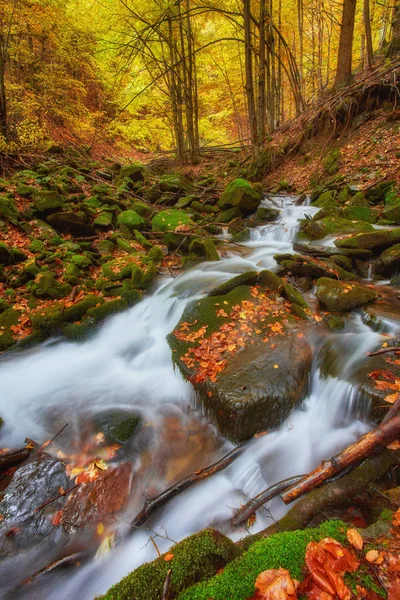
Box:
[93,409,140,444]
[33,190,65,214]
[16,185,36,198]
[365,180,395,205]
[304,217,374,240]
[323,149,340,175]
[0,196,19,224]
[179,521,347,600]
[218,207,243,223]
[254,206,280,222]
[342,206,378,223]
[28,239,46,254]
[190,201,219,215]
[208,272,259,297]
[94,212,113,227]
[0,308,22,351]
[168,285,311,441]
[311,190,336,208]
[99,529,242,600]
[282,283,309,308]
[274,253,337,279]
[146,245,164,262]
[117,210,147,231]
[115,164,149,184]
[63,295,102,322]
[382,203,400,224]
[316,278,378,312]
[96,240,116,255]
[129,201,154,218]
[32,273,72,300]
[218,179,262,213]
[374,243,400,275]
[0,242,27,265]
[159,174,194,194]
[46,212,95,236]
[334,229,400,252]
[152,209,195,232]
[257,270,285,290]
[323,314,346,331]
[102,258,138,281]
[87,299,128,322]
[188,238,219,261]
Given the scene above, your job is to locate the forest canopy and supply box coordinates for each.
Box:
[0,0,398,157]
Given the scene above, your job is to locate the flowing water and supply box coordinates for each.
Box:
[0,196,398,599]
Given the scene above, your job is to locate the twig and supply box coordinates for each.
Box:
[34,484,80,513]
[162,569,172,600]
[381,393,400,425]
[38,423,69,452]
[368,346,400,357]
[149,535,162,558]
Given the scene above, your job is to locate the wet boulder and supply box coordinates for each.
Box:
[316,278,378,312]
[159,174,194,194]
[115,163,149,184]
[0,455,69,556]
[117,210,147,231]
[188,238,219,262]
[382,204,400,224]
[168,282,312,441]
[292,242,372,259]
[152,209,195,232]
[218,179,262,213]
[334,229,400,253]
[274,253,338,279]
[93,409,141,444]
[32,272,72,300]
[208,271,259,296]
[311,190,336,208]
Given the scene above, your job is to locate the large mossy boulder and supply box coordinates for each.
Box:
[188,238,219,262]
[117,210,147,231]
[334,229,400,252]
[315,278,378,312]
[292,242,373,259]
[304,217,374,240]
[33,190,65,214]
[152,209,195,232]
[274,253,338,279]
[310,190,336,208]
[342,206,378,224]
[46,212,95,236]
[0,308,22,351]
[0,242,27,265]
[323,149,340,175]
[382,203,400,224]
[98,529,242,600]
[168,283,312,441]
[218,179,262,213]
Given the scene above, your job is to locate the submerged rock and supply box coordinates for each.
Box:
[316,278,378,311]
[168,281,312,441]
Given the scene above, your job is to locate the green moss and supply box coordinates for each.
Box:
[32,273,72,299]
[70,254,92,268]
[0,196,19,224]
[94,410,141,444]
[141,261,157,290]
[152,209,195,232]
[28,239,46,254]
[116,164,149,184]
[305,217,374,240]
[129,201,153,218]
[311,190,336,208]
[323,314,346,330]
[218,207,243,223]
[316,278,378,311]
[86,299,128,322]
[342,206,378,223]
[334,228,400,251]
[102,258,136,281]
[191,201,219,215]
[218,179,262,213]
[159,173,194,194]
[345,569,386,598]
[16,184,36,198]
[323,149,340,175]
[117,210,147,231]
[31,305,64,331]
[99,529,242,600]
[94,212,113,227]
[179,521,347,600]
[146,245,164,262]
[0,242,27,265]
[33,190,65,214]
[63,295,102,322]
[188,238,219,261]
[208,272,259,297]
[283,283,309,308]
[257,270,285,290]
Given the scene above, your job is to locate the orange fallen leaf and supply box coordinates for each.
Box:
[249,567,298,600]
[366,550,383,564]
[164,553,174,562]
[347,529,363,551]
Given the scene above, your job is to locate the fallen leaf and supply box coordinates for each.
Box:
[347,529,363,551]
[249,567,297,600]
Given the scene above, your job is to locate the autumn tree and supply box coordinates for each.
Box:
[335,0,358,88]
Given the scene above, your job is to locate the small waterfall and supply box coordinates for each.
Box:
[0,195,392,599]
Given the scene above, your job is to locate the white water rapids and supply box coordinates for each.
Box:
[0,196,397,599]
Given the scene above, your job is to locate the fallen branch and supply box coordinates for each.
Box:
[368,346,400,357]
[231,474,305,528]
[162,569,172,600]
[22,552,86,585]
[382,393,400,425]
[0,447,31,471]
[281,415,400,505]
[243,448,400,546]
[131,445,244,529]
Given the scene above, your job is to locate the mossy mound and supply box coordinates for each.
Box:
[323,149,340,175]
[316,278,378,312]
[152,209,195,232]
[115,164,149,184]
[218,179,262,213]
[382,203,400,224]
[179,521,347,600]
[374,243,400,275]
[334,229,400,252]
[218,207,243,223]
[16,185,36,198]
[311,190,336,208]
[86,298,128,322]
[342,206,378,224]
[102,258,139,281]
[0,308,22,351]
[94,212,113,227]
[93,409,141,444]
[304,217,374,240]
[46,212,95,236]
[32,272,72,300]
[0,242,27,265]
[188,238,219,262]
[99,529,241,600]
[274,253,337,279]
[117,210,147,231]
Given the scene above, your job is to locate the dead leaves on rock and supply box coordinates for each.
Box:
[248,568,298,600]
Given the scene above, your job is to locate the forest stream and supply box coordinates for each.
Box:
[1,194,398,599]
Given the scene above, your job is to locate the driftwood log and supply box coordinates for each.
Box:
[0,447,31,471]
[281,415,400,504]
[131,445,245,529]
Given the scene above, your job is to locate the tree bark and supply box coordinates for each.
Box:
[364,0,374,69]
[334,0,357,88]
[243,0,258,150]
[389,0,400,55]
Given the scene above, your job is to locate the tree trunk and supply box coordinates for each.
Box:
[0,36,7,140]
[243,0,258,150]
[364,0,374,68]
[389,0,400,55]
[334,0,357,88]
[258,0,266,142]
